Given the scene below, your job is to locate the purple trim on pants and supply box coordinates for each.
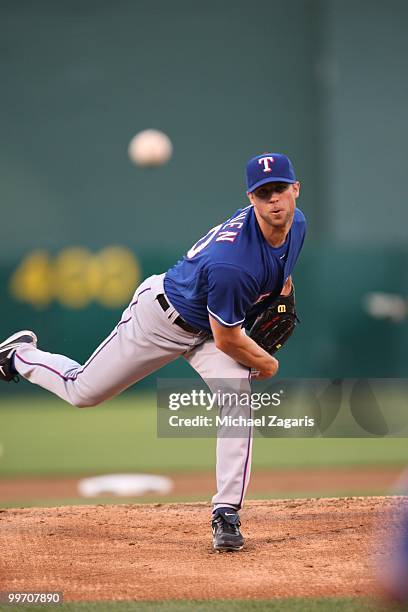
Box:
[15,353,72,381]
[237,369,253,508]
[14,287,152,383]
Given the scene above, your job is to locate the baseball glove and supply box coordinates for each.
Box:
[248,287,299,355]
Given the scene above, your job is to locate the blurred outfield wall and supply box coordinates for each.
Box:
[0,0,407,386]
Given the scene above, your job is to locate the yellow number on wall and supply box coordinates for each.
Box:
[9,247,141,309]
[54,247,102,308]
[97,246,140,308]
[9,250,53,309]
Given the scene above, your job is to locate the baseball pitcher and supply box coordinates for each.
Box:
[0,152,306,551]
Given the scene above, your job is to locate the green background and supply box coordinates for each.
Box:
[1,0,408,492]
[0,0,407,382]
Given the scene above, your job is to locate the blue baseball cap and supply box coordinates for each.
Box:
[246,153,296,193]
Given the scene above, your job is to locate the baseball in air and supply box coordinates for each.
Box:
[128,129,173,167]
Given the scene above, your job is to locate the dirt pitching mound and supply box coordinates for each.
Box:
[0,497,398,601]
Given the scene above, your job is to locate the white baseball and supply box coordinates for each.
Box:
[128,129,173,167]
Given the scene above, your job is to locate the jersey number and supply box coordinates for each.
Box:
[186,224,222,259]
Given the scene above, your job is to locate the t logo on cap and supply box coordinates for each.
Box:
[246,152,296,193]
[258,156,274,173]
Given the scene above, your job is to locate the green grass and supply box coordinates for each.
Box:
[1,393,408,477]
[0,598,389,612]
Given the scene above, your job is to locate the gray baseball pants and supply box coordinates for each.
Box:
[14,274,253,510]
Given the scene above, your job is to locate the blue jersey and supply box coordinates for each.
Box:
[164,205,306,332]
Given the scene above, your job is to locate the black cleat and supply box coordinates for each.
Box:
[211,508,244,552]
[0,330,37,382]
